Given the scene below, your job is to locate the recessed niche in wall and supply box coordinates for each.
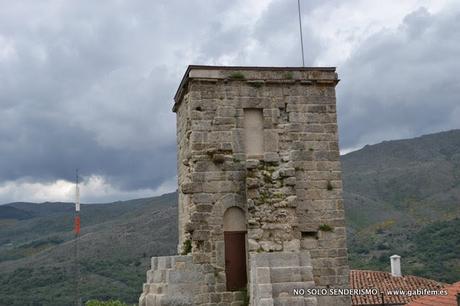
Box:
[301,231,318,239]
[243,108,264,156]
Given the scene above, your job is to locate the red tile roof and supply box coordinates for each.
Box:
[350,270,447,305]
[406,281,460,306]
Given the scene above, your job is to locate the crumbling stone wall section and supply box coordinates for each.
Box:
[246,158,299,253]
[176,93,192,253]
[178,78,248,267]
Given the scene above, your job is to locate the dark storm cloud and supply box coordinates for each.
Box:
[0,0,238,194]
[337,6,460,151]
[0,0,325,199]
[1,0,459,202]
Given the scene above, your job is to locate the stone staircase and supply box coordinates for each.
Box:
[141,252,319,305]
[139,255,204,306]
[250,252,317,306]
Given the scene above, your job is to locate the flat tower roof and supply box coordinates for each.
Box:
[173,65,337,112]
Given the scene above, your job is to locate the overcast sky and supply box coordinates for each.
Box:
[1,0,459,204]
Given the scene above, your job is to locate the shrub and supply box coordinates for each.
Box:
[181,239,192,255]
[318,224,333,232]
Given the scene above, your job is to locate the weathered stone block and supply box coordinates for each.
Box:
[256,267,271,283]
[264,130,279,152]
[260,241,282,252]
[301,238,318,250]
[279,168,295,177]
[193,230,210,241]
[263,152,280,163]
[248,228,264,240]
[246,178,260,189]
[248,238,260,251]
[283,239,300,252]
[269,266,302,283]
[217,106,236,117]
[257,284,274,299]
[180,182,194,194]
[284,177,296,186]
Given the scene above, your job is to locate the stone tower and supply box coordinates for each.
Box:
[140,66,350,306]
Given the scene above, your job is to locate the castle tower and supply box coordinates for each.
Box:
[140,66,350,306]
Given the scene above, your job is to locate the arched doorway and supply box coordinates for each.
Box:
[223,207,247,291]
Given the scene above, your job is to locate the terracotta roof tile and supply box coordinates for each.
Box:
[350,270,448,305]
[407,281,460,306]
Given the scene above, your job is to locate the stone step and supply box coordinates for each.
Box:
[151,255,194,271]
[147,268,204,285]
[147,269,169,283]
[273,296,305,306]
[151,256,171,270]
[145,283,167,294]
[141,255,204,306]
[250,252,317,306]
[155,293,193,306]
[171,255,193,266]
[273,296,317,306]
[255,283,274,299]
[166,270,203,284]
[252,252,299,267]
[142,292,164,306]
[269,266,313,283]
[251,252,312,268]
[271,281,315,298]
[258,298,275,306]
[151,255,193,269]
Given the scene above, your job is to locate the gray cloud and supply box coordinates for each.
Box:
[0,1,217,193]
[0,0,321,199]
[337,5,460,151]
[0,1,459,202]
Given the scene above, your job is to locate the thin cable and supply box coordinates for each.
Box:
[297,0,305,67]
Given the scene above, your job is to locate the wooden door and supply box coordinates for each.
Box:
[224,231,247,291]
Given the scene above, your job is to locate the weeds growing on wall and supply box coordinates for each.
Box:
[318,224,334,232]
[229,72,245,79]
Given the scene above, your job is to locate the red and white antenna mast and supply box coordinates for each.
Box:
[74,169,81,306]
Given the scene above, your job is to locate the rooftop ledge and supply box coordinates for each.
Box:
[173,65,339,112]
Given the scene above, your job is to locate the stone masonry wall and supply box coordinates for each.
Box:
[169,66,349,305]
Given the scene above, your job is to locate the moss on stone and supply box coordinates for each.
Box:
[229,72,245,80]
[318,224,333,232]
[284,72,294,79]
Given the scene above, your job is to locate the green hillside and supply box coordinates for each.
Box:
[342,129,460,282]
[0,194,178,306]
[0,130,459,305]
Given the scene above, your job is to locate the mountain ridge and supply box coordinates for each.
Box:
[0,130,459,305]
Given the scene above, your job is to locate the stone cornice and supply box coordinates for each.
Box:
[172,65,339,112]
